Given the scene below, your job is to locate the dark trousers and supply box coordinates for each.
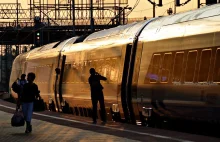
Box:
[16,94,21,109]
[91,91,106,122]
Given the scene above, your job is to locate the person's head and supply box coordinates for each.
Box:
[21,74,26,80]
[89,68,96,75]
[27,72,36,83]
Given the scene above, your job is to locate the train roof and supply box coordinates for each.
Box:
[140,3,220,42]
[147,3,220,28]
[84,21,147,42]
[15,3,220,60]
[60,21,149,53]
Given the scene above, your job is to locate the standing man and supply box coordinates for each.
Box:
[21,72,39,133]
[88,68,107,124]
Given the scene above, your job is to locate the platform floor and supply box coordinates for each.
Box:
[0,111,140,142]
[0,99,220,142]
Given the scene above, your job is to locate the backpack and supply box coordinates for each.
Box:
[12,81,20,93]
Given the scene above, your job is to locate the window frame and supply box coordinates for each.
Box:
[160,52,172,83]
[184,50,198,83]
[172,51,184,83]
[213,48,220,83]
[149,53,161,83]
[198,49,212,83]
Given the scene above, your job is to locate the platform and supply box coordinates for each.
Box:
[0,99,220,142]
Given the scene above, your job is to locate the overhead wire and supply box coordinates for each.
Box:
[125,0,141,16]
[132,1,174,13]
[130,0,192,17]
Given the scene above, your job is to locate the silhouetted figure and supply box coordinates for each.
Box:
[18,74,28,90]
[88,68,107,124]
[17,74,28,109]
[21,72,39,133]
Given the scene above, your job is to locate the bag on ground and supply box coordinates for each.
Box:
[11,109,25,127]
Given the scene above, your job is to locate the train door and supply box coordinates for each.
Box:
[131,42,144,122]
[120,43,133,122]
[54,53,66,112]
[122,41,144,124]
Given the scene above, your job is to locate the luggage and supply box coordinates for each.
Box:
[11,109,25,127]
[34,97,45,112]
[11,81,21,93]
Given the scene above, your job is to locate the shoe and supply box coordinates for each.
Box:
[92,121,97,124]
[25,121,32,133]
[101,121,106,125]
[29,125,32,132]
[25,130,31,134]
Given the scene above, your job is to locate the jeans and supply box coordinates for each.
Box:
[22,102,34,122]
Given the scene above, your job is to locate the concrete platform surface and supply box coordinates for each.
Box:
[0,111,139,142]
[1,99,220,142]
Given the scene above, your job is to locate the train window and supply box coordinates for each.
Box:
[213,49,220,82]
[147,54,161,83]
[98,59,105,75]
[85,60,92,81]
[74,63,82,82]
[63,64,73,83]
[81,61,87,83]
[109,58,118,82]
[185,50,198,82]
[92,60,98,69]
[78,62,83,83]
[35,66,51,83]
[198,49,211,82]
[173,52,184,82]
[161,53,172,83]
[95,59,103,74]
[104,58,111,79]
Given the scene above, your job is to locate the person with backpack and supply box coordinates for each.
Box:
[18,74,28,91]
[88,68,107,124]
[20,72,39,133]
[12,74,28,109]
[17,74,28,108]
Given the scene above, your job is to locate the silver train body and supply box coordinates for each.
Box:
[10,4,220,124]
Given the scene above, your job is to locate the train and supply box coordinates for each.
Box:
[9,3,220,125]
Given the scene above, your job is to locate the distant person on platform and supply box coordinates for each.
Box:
[88,68,107,124]
[18,74,28,94]
[21,72,39,133]
[17,74,28,109]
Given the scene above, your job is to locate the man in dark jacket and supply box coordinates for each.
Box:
[21,72,39,133]
[88,68,107,124]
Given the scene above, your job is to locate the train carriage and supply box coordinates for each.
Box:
[9,3,220,125]
[135,4,220,124]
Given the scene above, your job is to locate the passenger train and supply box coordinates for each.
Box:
[9,4,220,125]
